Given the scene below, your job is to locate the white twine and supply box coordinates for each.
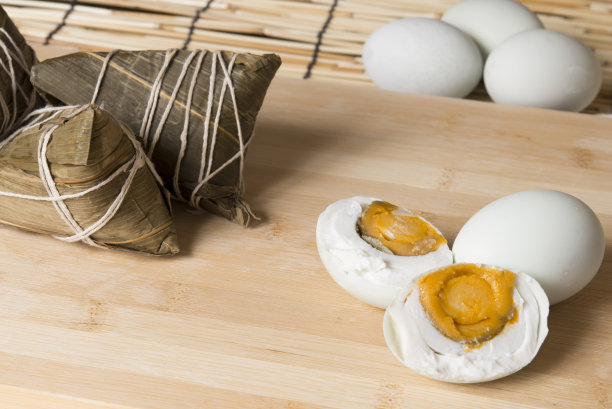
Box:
[212,53,245,187]
[147,49,198,158]
[0,27,39,139]
[92,49,248,207]
[0,155,136,202]
[89,48,173,204]
[36,106,99,246]
[204,54,235,184]
[0,41,17,131]
[197,50,217,187]
[190,52,247,209]
[0,46,249,247]
[90,49,117,104]
[56,121,146,244]
[174,49,206,201]
[141,49,178,149]
[0,104,159,248]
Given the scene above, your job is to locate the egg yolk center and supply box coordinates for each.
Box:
[357,201,446,256]
[418,264,516,345]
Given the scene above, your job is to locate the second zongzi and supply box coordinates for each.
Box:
[31,49,281,226]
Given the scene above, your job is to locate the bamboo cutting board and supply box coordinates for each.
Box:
[0,45,611,409]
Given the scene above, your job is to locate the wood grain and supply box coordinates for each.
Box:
[0,45,611,408]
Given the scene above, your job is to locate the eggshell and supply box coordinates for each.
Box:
[362,18,483,98]
[384,265,549,383]
[452,190,605,304]
[484,29,602,112]
[441,0,543,57]
[316,196,453,308]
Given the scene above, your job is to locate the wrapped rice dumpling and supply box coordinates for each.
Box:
[0,105,179,255]
[0,5,43,139]
[31,49,281,225]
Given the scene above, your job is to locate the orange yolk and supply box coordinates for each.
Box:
[358,201,446,256]
[418,264,516,345]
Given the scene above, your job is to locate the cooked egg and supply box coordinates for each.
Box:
[452,190,605,304]
[484,29,602,112]
[384,263,549,383]
[441,0,543,57]
[362,18,482,98]
[316,196,453,308]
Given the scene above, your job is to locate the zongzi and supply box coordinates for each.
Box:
[0,5,43,139]
[31,49,281,226]
[0,104,179,255]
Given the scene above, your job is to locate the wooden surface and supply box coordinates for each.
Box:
[1,45,612,409]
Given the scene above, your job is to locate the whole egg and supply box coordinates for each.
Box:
[452,190,605,304]
[484,29,602,112]
[441,0,543,57]
[362,18,482,98]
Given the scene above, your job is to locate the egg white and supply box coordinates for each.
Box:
[362,18,483,98]
[452,189,605,304]
[383,266,549,383]
[316,196,453,308]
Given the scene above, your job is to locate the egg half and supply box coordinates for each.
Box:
[383,263,549,383]
[316,196,453,308]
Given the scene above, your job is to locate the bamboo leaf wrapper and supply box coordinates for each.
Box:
[0,105,179,255]
[0,5,44,139]
[30,50,281,225]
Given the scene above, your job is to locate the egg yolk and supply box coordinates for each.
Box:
[358,201,446,256]
[418,264,516,345]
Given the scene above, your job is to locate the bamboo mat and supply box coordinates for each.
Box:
[1,0,611,114]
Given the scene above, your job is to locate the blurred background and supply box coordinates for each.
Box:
[1,0,611,113]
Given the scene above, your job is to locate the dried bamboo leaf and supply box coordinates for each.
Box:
[31,49,281,225]
[0,105,179,255]
[0,5,44,139]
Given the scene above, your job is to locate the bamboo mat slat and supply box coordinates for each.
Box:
[1,0,611,114]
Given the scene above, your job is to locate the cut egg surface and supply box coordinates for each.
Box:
[316,197,453,308]
[384,264,549,383]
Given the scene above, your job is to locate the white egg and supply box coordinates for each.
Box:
[441,0,543,57]
[453,190,605,304]
[484,29,602,112]
[362,18,482,98]
[316,196,453,308]
[384,264,549,383]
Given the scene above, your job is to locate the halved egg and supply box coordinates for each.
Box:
[383,263,549,383]
[316,196,453,308]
